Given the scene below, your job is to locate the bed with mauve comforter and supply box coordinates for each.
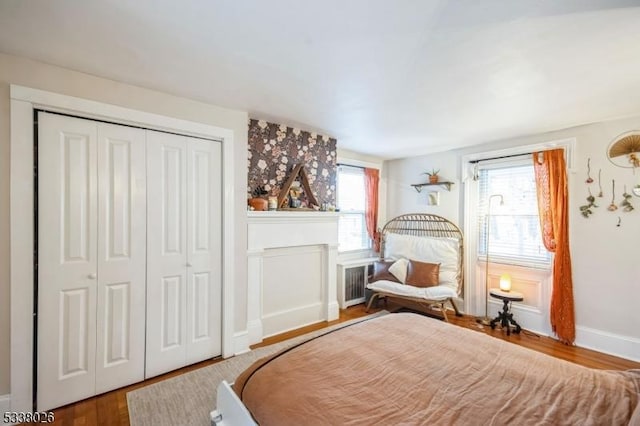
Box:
[234,313,640,425]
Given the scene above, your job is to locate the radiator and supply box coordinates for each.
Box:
[337,259,376,309]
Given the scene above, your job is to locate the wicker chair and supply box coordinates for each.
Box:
[365,213,464,321]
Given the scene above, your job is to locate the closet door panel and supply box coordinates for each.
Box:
[186,139,222,363]
[146,131,188,378]
[95,123,146,393]
[38,112,98,410]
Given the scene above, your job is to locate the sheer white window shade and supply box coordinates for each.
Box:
[477,162,551,266]
[337,165,369,252]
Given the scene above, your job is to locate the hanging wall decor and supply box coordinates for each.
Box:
[620,185,634,212]
[608,180,618,211]
[579,188,597,218]
[586,158,594,183]
[607,131,640,168]
[597,169,603,198]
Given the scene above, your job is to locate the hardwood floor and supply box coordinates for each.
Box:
[33,303,640,425]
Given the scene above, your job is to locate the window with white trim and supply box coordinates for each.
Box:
[477,159,551,266]
[337,165,370,252]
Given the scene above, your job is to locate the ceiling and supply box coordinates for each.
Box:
[2,0,640,159]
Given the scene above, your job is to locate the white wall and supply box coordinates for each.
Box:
[385,116,640,360]
[385,149,461,222]
[0,53,249,396]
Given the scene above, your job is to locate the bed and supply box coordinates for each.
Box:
[213,313,640,425]
[365,214,464,320]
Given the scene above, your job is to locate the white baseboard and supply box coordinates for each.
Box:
[247,319,263,346]
[262,302,324,338]
[232,331,250,356]
[327,300,340,321]
[487,301,550,337]
[576,325,640,363]
[0,394,13,425]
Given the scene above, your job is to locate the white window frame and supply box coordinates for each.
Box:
[476,156,552,269]
[336,164,371,253]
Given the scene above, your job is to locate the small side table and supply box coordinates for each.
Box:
[489,289,523,335]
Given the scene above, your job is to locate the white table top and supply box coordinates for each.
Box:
[489,288,524,301]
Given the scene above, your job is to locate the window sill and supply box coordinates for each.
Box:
[337,249,376,261]
[477,256,552,271]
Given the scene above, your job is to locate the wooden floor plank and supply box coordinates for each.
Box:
[32,303,640,425]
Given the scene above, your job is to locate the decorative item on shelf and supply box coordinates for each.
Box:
[288,181,303,208]
[579,188,597,218]
[620,186,634,212]
[476,194,504,326]
[248,185,269,211]
[499,274,512,292]
[597,169,603,197]
[423,168,440,184]
[585,158,594,183]
[277,164,319,210]
[608,180,618,211]
[268,196,278,211]
[607,131,640,168]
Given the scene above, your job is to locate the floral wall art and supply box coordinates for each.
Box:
[247,118,337,206]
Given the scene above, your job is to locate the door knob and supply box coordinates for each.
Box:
[88,273,97,279]
[186,262,193,267]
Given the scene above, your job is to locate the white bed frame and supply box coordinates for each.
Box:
[210,381,257,426]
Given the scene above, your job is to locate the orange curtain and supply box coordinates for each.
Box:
[364,168,380,252]
[533,149,575,344]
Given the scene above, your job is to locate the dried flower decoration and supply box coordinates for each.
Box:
[579,188,597,218]
[586,158,594,183]
[597,169,603,197]
[608,180,618,211]
[620,185,634,212]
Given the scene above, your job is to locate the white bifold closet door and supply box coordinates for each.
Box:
[37,112,146,410]
[145,130,222,378]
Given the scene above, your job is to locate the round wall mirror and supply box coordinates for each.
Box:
[607,131,640,168]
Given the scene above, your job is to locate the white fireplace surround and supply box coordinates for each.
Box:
[246,211,340,346]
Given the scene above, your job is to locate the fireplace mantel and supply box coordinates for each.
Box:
[246,211,340,346]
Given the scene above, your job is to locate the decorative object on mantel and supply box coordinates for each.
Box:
[585,158,594,183]
[579,188,597,218]
[607,131,640,168]
[277,164,320,210]
[248,185,268,211]
[268,196,278,211]
[608,180,618,211]
[423,168,440,184]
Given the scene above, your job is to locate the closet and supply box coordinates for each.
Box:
[145,130,222,378]
[36,112,222,410]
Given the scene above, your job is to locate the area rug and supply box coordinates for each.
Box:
[127,311,388,426]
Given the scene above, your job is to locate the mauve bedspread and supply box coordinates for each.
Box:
[234,313,640,425]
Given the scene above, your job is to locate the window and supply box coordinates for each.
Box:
[337,165,370,252]
[477,160,551,266]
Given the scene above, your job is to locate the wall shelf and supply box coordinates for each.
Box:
[411,182,454,192]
